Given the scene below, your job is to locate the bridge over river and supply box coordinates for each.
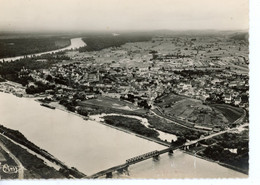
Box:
[88,144,195,179]
[87,122,248,179]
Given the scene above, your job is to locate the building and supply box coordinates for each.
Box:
[224,94,232,104]
[234,96,241,105]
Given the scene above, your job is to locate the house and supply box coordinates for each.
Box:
[85,94,96,99]
[229,81,238,87]
[202,93,210,101]
[88,72,100,82]
[224,94,232,104]
[211,78,221,85]
[234,96,241,105]
[182,83,192,90]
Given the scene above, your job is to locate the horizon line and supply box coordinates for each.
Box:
[0,28,249,34]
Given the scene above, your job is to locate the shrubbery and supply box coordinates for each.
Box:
[103,116,159,138]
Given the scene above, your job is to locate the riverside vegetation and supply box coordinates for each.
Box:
[0,37,71,59]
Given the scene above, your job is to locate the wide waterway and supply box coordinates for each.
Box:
[0,92,247,178]
[0,37,86,62]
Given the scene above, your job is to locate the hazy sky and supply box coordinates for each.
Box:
[0,0,248,32]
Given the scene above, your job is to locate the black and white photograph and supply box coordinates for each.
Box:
[0,0,256,182]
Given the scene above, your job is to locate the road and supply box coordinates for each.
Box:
[150,109,208,132]
[0,140,24,179]
[184,122,249,146]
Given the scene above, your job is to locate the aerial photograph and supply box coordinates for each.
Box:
[0,0,249,180]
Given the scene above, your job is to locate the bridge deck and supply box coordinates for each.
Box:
[89,164,128,179]
[88,146,180,179]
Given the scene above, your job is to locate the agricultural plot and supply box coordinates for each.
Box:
[210,104,244,123]
[155,94,230,127]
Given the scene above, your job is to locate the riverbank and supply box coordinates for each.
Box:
[183,150,248,175]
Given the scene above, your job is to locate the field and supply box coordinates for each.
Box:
[77,98,147,117]
[210,104,244,123]
[155,94,229,127]
[80,96,140,111]
[0,36,71,58]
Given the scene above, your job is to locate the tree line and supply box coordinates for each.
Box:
[0,37,71,58]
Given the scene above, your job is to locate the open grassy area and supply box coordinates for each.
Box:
[82,96,138,111]
[77,96,149,117]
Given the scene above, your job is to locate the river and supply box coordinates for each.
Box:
[0,92,247,178]
[0,38,86,62]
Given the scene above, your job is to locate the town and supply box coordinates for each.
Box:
[0,31,249,178]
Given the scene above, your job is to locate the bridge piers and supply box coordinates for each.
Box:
[117,168,124,174]
[117,165,129,174]
[153,154,160,160]
[106,172,113,178]
[168,150,173,155]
